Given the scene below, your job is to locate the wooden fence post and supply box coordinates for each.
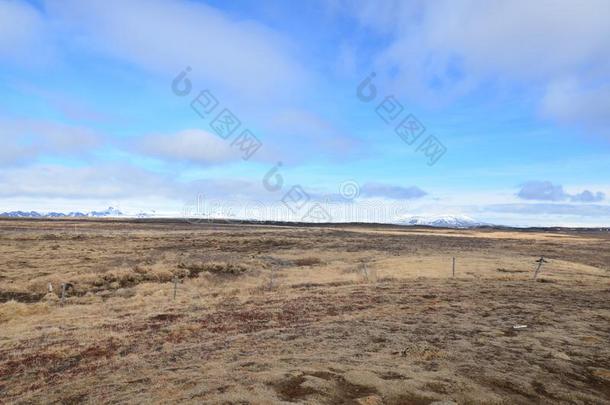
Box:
[60,283,66,306]
[533,257,548,280]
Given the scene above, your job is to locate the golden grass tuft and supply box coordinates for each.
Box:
[0,300,51,323]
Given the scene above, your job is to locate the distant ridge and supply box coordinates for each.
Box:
[394,215,488,228]
[0,210,487,228]
[0,206,125,218]
[4,210,607,232]
[1,212,607,231]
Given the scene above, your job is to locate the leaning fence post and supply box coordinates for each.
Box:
[533,256,548,280]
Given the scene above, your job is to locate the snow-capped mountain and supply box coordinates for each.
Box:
[1,208,488,228]
[395,215,488,228]
[88,207,123,217]
[0,211,44,218]
[0,207,125,218]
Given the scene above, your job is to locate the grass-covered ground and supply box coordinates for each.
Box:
[1,219,609,403]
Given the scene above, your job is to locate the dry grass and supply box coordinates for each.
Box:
[293,257,323,267]
[0,219,609,404]
[178,261,249,276]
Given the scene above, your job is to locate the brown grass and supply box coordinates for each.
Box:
[0,219,609,404]
[293,257,323,267]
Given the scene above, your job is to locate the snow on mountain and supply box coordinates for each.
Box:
[0,211,43,218]
[1,208,488,228]
[87,207,123,217]
[135,211,154,218]
[395,215,488,228]
[0,207,126,218]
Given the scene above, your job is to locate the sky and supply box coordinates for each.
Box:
[1,0,609,227]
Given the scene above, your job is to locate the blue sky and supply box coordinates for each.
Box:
[1,0,609,226]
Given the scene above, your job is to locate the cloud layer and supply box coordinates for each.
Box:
[0,0,52,64]
[0,117,101,166]
[517,181,605,202]
[360,182,427,200]
[344,0,610,136]
[135,130,241,165]
[43,0,309,102]
[0,1,608,226]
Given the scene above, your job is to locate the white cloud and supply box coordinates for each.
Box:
[517,180,606,203]
[419,1,610,79]
[135,129,241,165]
[13,82,111,123]
[0,0,54,65]
[517,181,568,202]
[541,78,610,136]
[264,109,363,163]
[0,163,260,201]
[0,142,38,166]
[482,203,610,218]
[353,0,610,79]
[571,190,605,203]
[0,164,164,199]
[2,162,608,227]
[44,0,309,102]
[360,182,427,199]
[0,117,102,166]
[343,0,610,136]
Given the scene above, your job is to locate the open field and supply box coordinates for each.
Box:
[1,219,609,404]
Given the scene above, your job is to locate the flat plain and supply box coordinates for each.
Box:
[0,219,609,404]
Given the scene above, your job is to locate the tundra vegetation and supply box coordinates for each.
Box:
[0,219,609,404]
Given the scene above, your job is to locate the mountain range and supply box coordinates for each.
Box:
[394,215,488,228]
[0,207,128,218]
[1,209,489,228]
